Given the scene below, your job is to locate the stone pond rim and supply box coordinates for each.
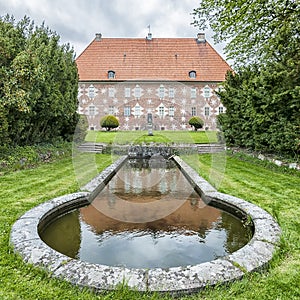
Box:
[10,155,281,295]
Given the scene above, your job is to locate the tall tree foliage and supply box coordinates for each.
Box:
[0,15,79,146]
[218,64,300,155]
[192,0,300,66]
[192,1,300,157]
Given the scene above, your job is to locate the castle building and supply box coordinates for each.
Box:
[76,33,231,131]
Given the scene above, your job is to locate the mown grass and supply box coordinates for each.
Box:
[0,152,299,299]
[183,153,300,300]
[85,130,218,144]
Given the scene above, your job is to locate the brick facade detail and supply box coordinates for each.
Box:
[78,81,225,131]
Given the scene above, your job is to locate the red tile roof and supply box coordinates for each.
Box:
[76,37,231,82]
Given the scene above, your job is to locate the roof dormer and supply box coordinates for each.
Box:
[108,70,115,79]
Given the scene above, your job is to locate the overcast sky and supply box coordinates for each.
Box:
[0,0,227,59]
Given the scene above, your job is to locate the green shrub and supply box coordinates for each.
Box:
[100,115,119,131]
[188,116,204,131]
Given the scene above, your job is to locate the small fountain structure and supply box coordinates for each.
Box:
[10,147,281,295]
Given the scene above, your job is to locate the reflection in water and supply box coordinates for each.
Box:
[90,158,209,223]
[40,159,252,268]
[41,210,81,258]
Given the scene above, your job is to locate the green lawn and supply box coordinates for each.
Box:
[0,153,299,299]
[190,154,300,300]
[85,130,218,144]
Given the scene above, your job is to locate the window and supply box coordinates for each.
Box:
[191,88,196,98]
[218,106,224,114]
[108,70,115,79]
[205,107,210,116]
[189,71,197,78]
[191,107,196,116]
[134,105,141,116]
[109,106,114,115]
[108,88,115,97]
[169,106,175,117]
[134,86,141,98]
[88,85,95,99]
[124,106,131,116]
[89,105,95,116]
[159,106,164,117]
[125,87,131,98]
[159,86,165,99]
[169,87,175,98]
[204,86,211,98]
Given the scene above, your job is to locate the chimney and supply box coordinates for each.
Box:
[95,33,102,41]
[146,32,153,41]
[196,33,206,43]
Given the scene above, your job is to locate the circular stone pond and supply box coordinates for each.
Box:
[10,156,282,295]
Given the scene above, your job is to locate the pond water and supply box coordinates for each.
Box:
[40,158,252,268]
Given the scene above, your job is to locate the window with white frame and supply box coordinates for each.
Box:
[159,86,165,99]
[218,106,224,114]
[191,88,196,98]
[125,87,131,98]
[169,87,175,98]
[158,105,165,117]
[108,106,114,115]
[108,88,115,97]
[134,105,141,116]
[88,85,95,99]
[204,86,211,98]
[204,107,210,116]
[124,106,131,116]
[134,86,141,98]
[89,105,95,116]
[169,106,175,117]
[191,107,196,116]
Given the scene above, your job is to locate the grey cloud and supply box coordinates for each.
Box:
[0,0,227,60]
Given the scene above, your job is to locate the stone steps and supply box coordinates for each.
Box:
[197,144,225,154]
[77,143,225,155]
[77,142,104,153]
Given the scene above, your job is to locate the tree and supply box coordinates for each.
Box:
[100,115,119,131]
[73,114,89,144]
[0,15,79,146]
[192,0,300,67]
[188,116,204,131]
[0,15,27,145]
[217,64,300,156]
[192,1,300,157]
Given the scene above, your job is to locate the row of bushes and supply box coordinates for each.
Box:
[100,115,204,131]
[0,141,72,173]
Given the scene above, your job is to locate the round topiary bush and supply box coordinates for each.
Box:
[188,116,204,131]
[100,115,119,131]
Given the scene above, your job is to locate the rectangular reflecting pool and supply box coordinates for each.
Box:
[40,158,252,268]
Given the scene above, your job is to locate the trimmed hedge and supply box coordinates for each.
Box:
[100,115,119,131]
[188,116,204,131]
